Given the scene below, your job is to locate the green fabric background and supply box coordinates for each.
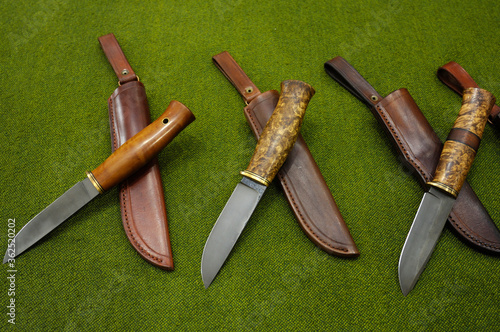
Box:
[1,0,499,330]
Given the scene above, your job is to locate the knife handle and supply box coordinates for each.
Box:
[428,88,495,197]
[87,100,195,193]
[240,80,315,186]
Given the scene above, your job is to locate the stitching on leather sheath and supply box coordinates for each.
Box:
[278,172,348,252]
[121,185,163,262]
[109,98,118,151]
[376,104,500,251]
[110,94,163,263]
[375,105,427,181]
[246,107,346,252]
[448,213,499,250]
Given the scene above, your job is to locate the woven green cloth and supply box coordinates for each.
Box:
[1,0,499,330]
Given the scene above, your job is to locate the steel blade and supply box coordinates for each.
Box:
[201,177,266,288]
[398,186,456,295]
[3,178,99,263]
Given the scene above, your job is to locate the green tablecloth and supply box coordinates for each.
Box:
[1,0,499,330]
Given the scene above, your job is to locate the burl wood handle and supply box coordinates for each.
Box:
[428,88,495,197]
[240,80,315,186]
[87,100,195,193]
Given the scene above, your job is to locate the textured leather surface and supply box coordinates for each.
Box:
[108,81,174,269]
[438,61,500,127]
[100,33,174,269]
[245,91,359,256]
[325,56,500,254]
[213,51,359,257]
[99,33,138,85]
[212,51,261,103]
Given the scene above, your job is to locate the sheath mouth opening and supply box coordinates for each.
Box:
[162,118,169,124]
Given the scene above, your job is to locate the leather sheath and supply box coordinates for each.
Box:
[213,51,359,257]
[325,56,500,254]
[99,33,174,269]
[437,61,500,128]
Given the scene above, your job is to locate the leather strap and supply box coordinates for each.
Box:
[213,51,359,257]
[99,34,174,269]
[324,57,382,107]
[98,33,138,85]
[212,51,261,104]
[437,61,500,126]
[325,56,500,254]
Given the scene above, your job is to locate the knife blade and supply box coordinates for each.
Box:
[3,100,195,263]
[398,87,495,295]
[201,80,315,288]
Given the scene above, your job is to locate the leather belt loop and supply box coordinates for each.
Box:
[212,51,261,104]
[324,57,383,108]
[98,33,138,85]
[437,62,479,94]
[438,61,500,125]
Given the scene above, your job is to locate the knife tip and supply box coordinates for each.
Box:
[400,284,411,296]
[201,271,214,289]
[201,262,213,289]
[398,265,416,296]
[3,251,10,264]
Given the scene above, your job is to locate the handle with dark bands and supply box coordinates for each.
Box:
[241,80,315,186]
[88,100,195,192]
[429,88,495,197]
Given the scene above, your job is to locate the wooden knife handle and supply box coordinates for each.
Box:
[428,88,495,197]
[87,100,195,193]
[240,80,315,186]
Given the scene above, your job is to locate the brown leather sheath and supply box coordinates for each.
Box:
[99,33,174,269]
[437,61,500,128]
[213,51,359,257]
[325,56,500,254]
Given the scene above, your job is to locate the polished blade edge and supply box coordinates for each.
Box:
[201,177,266,288]
[3,178,99,263]
[398,187,456,295]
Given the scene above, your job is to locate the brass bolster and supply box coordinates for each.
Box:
[240,170,270,186]
[118,75,140,87]
[86,171,104,194]
[427,181,459,198]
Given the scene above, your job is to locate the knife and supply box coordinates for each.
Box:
[201,80,315,288]
[3,100,195,263]
[398,87,495,295]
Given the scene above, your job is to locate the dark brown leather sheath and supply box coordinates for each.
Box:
[325,56,500,254]
[437,61,500,128]
[213,51,359,257]
[99,33,174,269]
